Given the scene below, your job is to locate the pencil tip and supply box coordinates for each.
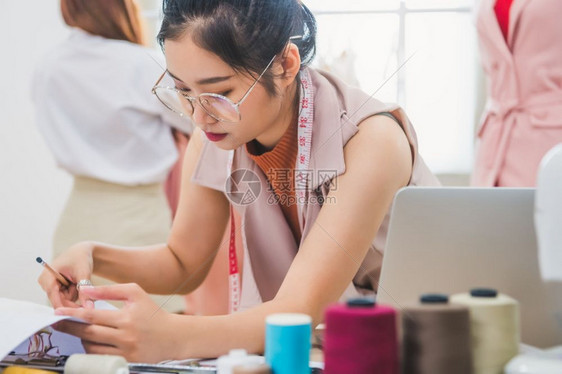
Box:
[36,257,43,264]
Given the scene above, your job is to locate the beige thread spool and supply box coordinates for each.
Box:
[63,354,129,374]
[232,363,272,374]
[451,288,520,374]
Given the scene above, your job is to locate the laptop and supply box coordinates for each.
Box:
[377,187,562,348]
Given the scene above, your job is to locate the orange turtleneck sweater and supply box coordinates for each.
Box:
[246,121,301,243]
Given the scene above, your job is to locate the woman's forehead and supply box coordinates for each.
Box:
[163,35,237,85]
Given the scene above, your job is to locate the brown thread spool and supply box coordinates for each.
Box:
[402,294,473,374]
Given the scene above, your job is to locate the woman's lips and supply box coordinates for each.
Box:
[205,132,227,142]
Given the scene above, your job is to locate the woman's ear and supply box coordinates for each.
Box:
[277,43,301,88]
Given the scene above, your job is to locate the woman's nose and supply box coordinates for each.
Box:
[191,101,216,125]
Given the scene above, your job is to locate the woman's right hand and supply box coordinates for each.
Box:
[38,241,95,309]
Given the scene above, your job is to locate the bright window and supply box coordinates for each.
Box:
[305,0,478,174]
[144,0,479,174]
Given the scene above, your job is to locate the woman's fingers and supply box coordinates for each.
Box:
[45,287,65,309]
[53,306,140,360]
[55,307,121,327]
[81,340,122,356]
[53,320,121,349]
[39,271,82,308]
[54,283,170,363]
[77,285,95,309]
[37,242,96,309]
[39,271,64,308]
[39,270,82,308]
[79,283,143,304]
[60,297,81,308]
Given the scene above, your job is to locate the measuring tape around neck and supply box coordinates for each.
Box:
[226,69,314,313]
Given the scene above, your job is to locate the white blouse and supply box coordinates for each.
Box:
[32,28,192,185]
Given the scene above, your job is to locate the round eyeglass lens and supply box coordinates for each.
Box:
[198,94,240,123]
[153,87,193,117]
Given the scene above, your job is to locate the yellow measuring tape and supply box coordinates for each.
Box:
[2,367,58,374]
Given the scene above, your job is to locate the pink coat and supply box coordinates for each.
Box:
[472,0,562,186]
[192,68,439,303]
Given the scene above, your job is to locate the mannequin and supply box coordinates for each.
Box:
[535,144,562,282]
[506,144,562,374]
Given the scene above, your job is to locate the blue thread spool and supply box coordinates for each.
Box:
[265,313,311,374]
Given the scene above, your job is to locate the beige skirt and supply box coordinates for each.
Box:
[53,176,185,313]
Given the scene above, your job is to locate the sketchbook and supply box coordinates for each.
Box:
[0,297,325,373]
[0,298,222,373]
[0,297,86,361]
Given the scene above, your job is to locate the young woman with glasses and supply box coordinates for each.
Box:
[39,0,439,362]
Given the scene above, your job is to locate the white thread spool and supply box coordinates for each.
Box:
[217,349,265,374]
[451,289,520,374]
[64,354,129,374]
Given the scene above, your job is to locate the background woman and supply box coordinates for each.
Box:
[33,0,192,312]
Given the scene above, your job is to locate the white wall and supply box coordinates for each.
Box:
[0,1,71,303]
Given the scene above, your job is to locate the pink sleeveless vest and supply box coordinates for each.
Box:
[192,68,440,302]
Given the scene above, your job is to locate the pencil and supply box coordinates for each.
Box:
[36,257,71,287]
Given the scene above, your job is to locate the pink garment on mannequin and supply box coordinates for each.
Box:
[473,0,562,187]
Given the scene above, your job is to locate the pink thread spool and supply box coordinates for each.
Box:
[323,298,399,374]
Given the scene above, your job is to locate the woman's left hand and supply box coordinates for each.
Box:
[53,283,179,363]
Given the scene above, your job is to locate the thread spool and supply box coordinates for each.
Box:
[323,298,399,374]
[265,313,311,374]
[217,349,264,374]
[402,293,472,374]
[63,354,129,374]
[451,288,520,374]
[232,363,271,374]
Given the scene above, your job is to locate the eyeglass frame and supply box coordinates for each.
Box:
[151,35,303,123]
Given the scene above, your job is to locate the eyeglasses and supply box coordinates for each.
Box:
[152,36,302,124]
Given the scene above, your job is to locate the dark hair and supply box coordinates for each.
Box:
[157,0,317,95]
